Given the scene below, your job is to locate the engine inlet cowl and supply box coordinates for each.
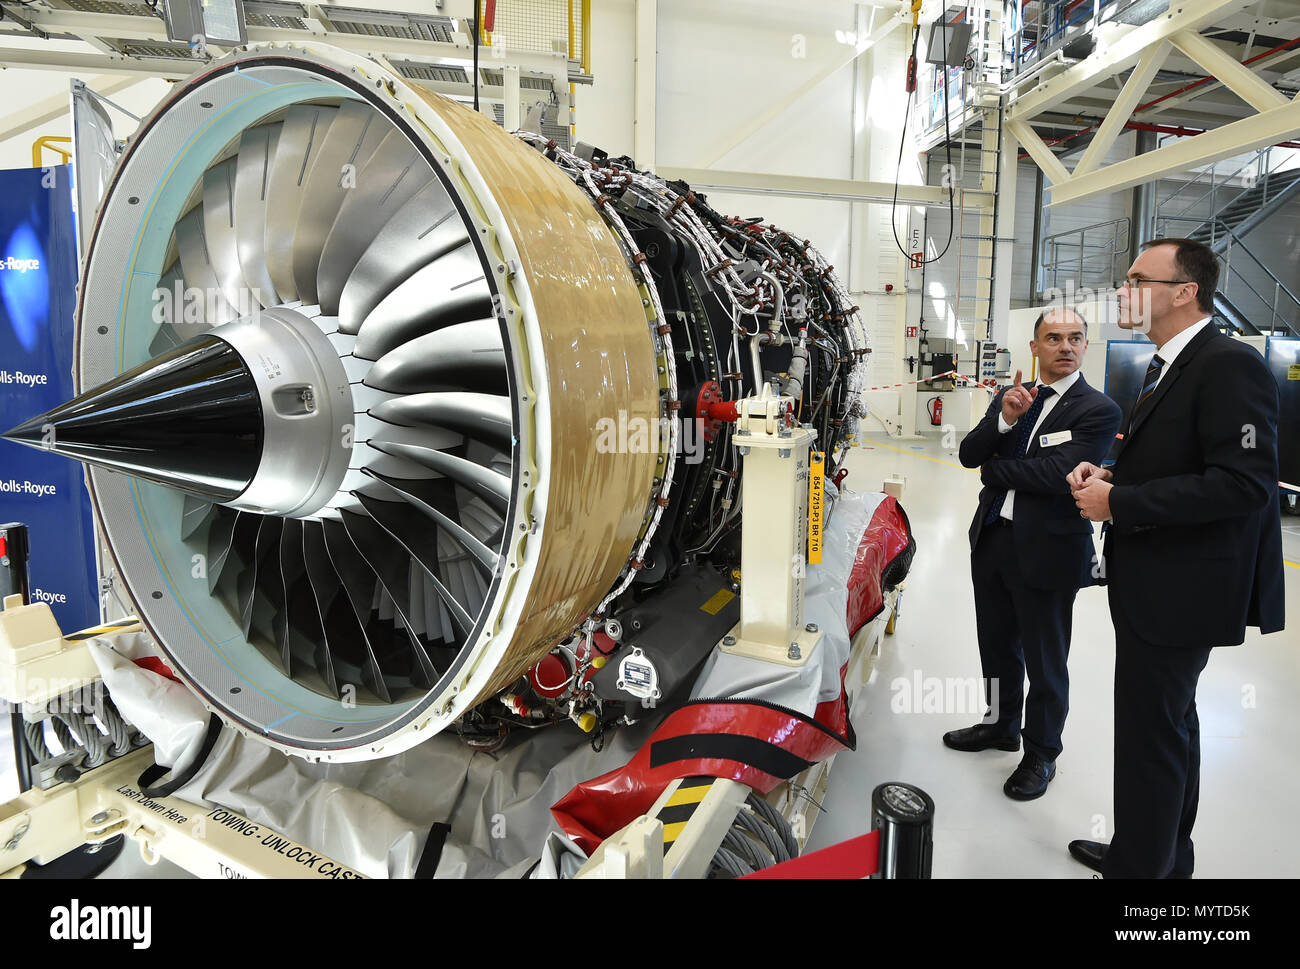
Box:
[7,44,662,761]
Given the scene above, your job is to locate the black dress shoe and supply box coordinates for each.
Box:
[1003,752,1056,800]
[942,723,1020,752]
[1068,839,1107,873]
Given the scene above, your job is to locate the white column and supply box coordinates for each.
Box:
[503,63,521,131]
[633,0,656,167]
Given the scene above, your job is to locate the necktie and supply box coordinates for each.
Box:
[1127,353,1166,434]
[984,385,1055,525]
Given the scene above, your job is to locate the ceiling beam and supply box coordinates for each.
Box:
[0,46,196,78]
[1006,119,1070,185]
[1046,92,1300,207]
[0,75,143,142]
[1139,43,1300,118]
[0,8,570,77]
[653,165,994,208]
[1168,29,1290,112]
[1007,0,1253,122]
[1073,41,1170,177]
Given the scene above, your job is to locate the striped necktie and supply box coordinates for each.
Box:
[983,385,1055,525]
[1128,354,1166,433]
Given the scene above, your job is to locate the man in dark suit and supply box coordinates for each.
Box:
[949,308,1122,800]
[1069,237,1285,878]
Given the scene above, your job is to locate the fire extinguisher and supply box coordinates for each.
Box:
[927,396,943,426]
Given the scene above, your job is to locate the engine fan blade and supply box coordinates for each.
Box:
[275,517,309,676]
[234,123,283,308]
[203,157,257,314]
[205,507,240,595]
[364,319,507,396]
[237,515,283,645]
[174,207,239,324]
[319,518,397,702]
[352,245,492,361]
[339,509,438,685]
[299,521,350,700]
[291,101,389,305]
[181,494,216,540]
[354,490,475,636]
[337,181,464,336]
[360,470,501,578]
[369,391,513,452]
[366,441,510,515]
[264,104,338,303]
[315,131,432,315]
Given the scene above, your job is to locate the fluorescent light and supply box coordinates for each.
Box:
[163,0,248,48]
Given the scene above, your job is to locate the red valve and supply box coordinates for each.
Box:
[529,651,574,698]
[704,400,739,422]
[695,381,738,442]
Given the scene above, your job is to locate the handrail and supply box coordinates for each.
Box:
[1157,145,1300,234]
[1042,217,1131,252]
[1039,216,1130,294]
[31,136,71,168]
[1006,0,1133,76]
[1157,146,1272,224]
[1159,215,1300,335]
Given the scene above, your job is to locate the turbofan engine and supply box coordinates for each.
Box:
[4,44,869,761]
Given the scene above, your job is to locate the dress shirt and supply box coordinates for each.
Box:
[1149,318,1211,389]
[994,369,1081,521]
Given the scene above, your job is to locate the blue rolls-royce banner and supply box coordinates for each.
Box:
[0,164,99,633]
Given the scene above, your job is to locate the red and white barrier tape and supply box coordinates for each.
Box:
[865,370,997,392]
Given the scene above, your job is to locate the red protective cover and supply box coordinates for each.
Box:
[846,495,912,637]
[551,494,913,855]
[552,681,855,856]
[133,655,179,683]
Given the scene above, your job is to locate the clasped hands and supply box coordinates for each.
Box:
[1069,461,1113,522]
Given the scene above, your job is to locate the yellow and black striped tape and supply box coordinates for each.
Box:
[65,619,139,642]
[657,776,715,847]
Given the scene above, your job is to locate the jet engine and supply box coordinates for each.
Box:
[5,44,869,762]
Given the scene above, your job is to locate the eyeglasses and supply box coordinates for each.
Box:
[1122,276,1192,288]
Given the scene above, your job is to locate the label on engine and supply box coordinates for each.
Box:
[808,451,825,564]
[699,588,735,615]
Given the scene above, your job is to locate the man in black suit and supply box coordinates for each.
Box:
[949,308,1122,800]
[1069,238,1285,878]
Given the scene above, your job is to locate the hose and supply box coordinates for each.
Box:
[709,845,752,879]
[748,793,800,859]
[23,718,51,762]
[56,710,108,769]
[733,802,790,864]
[722,826,772,871]
[97,695,135,757]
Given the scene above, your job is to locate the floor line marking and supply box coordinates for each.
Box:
[864,439,978,474]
